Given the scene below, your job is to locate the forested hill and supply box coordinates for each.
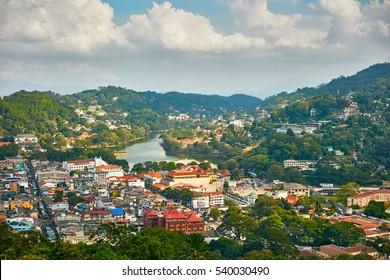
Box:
[1,62,389,138]
[263,62,390,107]
[0,91,83,137]
[61,87,262,115]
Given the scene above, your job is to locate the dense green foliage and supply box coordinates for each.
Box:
[0,91,82,136]
[364,201,389,220]
[61,86,262,118]
[0,144,19,160]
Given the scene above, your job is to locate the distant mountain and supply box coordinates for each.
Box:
[256,78,320,98]
[263,62,390,107]
[0,79,86,96]
[62,86,262,116]
[1,63,389,138]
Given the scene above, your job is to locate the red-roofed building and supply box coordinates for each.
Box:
[63,157,106,171]
[347,189,390,207]
[286,195,298,205]
[117,175,144,188]
[144,207,204,232]
[217,170,231,179]
[144,172,163,184]
[0,142,11,147]
[152,183,169,191]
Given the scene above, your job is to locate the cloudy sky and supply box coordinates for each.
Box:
[1,0,389,98]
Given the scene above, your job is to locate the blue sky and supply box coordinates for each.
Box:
[1,0,389,97]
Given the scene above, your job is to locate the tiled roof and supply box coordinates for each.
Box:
[153,183,168,189]
[96,165,122,170]
[119,175,139,181]
[348,189,390,199]
[204,192,223,195]
[147,172,163,178]
[84,197,94,203]
[66,159,94,164]
[185,213,203,223]
[320,245,344,256]
[168,170,197,176]
[286,195,298,204]
[163,208,186,219]
[144,209,158,216]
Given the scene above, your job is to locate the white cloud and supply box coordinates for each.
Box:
[318,0,390,48]
[226,0,328,48]
[121,1,268,53]
[0,0,124,54]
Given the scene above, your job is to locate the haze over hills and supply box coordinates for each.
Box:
[0,79,87,97]
[0,62,389,138]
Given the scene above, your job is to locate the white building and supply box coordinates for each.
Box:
[50,202,70,211]
[63,157,106,172]
[144,172,163,184]
[283,159,317,171]
[14,134,38,145]
[192,194,210,209]
[94,165,124,186]
[208,192,224,207]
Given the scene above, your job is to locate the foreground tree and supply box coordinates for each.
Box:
[217,213,258,241]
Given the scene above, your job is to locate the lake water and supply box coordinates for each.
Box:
[116,134,178,169]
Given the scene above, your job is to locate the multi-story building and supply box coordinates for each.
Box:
[8,216,35,232]
[62,157,106,172]
[207,192,224,207]
[81,208,113,223]
[144,207,204,233]
[50,202,70,212]
[94,165,124,186]
[14,134,38,145]
[284,183,310,197]
[144,172,163,184]
[192,194,210,209]
[283,159,317,171]
[347,189,390,207]
[161,169,213,187]
[9,195,34,210]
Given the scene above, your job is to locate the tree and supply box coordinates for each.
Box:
[209,237,243,259]
[208,208,222,221]
[364,201,389,219]
[286,128,295,137]
[231,168,244,180]
[266,164,285,181]
[240,250,286,260]
[199,161,211,170]
[252,195,282,218]
[243,228,299,259]
[226,159,239,171]
[217,213,258,241]
[324,221,365,247]
[53,190,64,202]
[180,188,194,206]
[336,182,360,204]
[177,234,215,260]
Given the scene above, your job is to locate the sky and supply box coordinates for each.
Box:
[0,0,389,98]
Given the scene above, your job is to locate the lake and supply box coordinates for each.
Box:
[116,134,179,169]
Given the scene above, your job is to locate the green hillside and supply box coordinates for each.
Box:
[0,91,83,137]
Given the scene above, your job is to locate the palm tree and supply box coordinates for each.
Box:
[177,234,213,260]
